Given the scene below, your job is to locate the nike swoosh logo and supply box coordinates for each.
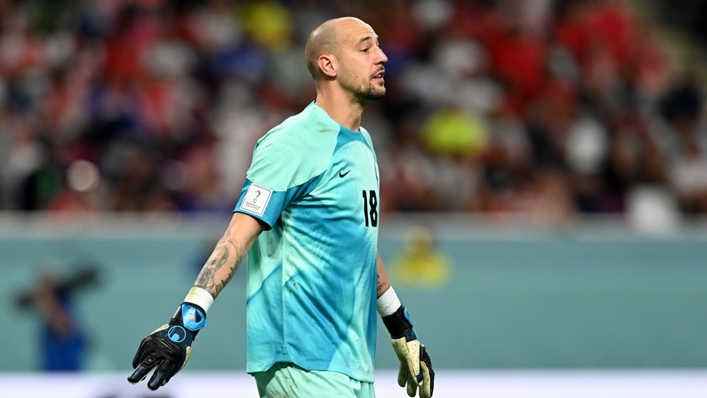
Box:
[339,170,351,178]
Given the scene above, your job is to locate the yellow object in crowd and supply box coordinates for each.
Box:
[421,108,488,157]
[391,226,451,289]
[236,2,294,52]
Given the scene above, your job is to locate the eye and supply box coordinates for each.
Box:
[362,48,369,53]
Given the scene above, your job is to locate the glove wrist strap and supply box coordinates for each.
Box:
[184,287,214,313]
[170,303,207,333]
[377,286,402,317]
[382,305,414,339]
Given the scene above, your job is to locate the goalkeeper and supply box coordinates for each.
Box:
[128,16,434,398]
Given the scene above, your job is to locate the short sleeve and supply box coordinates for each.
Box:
[234,129,329,229]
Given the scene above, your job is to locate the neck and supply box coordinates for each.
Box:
[314,84,365,131]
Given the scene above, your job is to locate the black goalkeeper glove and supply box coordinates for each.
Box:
[127,303,206,390]
[383,305,435,398]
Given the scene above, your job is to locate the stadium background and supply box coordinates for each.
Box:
[2,0,707,396]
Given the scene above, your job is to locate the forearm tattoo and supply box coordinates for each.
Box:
[377,273,389,296]
[195,239,244,298]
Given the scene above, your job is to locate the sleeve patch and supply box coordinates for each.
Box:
[239,183,272,216]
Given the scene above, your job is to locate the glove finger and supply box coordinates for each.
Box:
[127,364,152,384]
[420,362,433,398]
[128,351,161,384]
[156,354,176,375]
[420,345,434,397]
[407,376,418,397]
[132,338,153,368]
[397,362,408,387]
[407,355,421,392]
[148,368,169,391]
[131,347,143,369]
[402,340,422,384]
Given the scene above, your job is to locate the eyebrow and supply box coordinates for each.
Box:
[357,36,379,46]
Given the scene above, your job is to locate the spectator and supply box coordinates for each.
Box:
[15,265,100,372]
[0,0,701,225]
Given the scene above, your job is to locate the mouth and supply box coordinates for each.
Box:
[372,69,385,83]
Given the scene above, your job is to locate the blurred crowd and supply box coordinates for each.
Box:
[1,0,706,223]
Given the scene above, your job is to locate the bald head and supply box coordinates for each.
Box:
[304,17,370,80]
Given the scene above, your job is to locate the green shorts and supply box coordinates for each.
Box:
[253,362,375,398]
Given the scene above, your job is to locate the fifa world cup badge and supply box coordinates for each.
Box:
[240,183,272,216]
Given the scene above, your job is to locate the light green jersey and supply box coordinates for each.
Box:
[235,102,380,382]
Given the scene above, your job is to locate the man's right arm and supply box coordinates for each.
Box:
[127,212,263,390]
[193,212,264,300]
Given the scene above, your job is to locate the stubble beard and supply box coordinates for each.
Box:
[357,83,386,103]
[340,72,386,106]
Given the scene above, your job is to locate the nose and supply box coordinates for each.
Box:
[376,46,388,65]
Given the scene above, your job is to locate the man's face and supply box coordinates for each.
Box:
[337,23,388,104]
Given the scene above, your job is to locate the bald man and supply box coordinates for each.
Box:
[128,17,434,398]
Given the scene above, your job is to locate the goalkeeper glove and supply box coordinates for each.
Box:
[127,302,206,390]
[383,305,435,398]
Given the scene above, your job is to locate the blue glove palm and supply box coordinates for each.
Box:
[128,303,206,390]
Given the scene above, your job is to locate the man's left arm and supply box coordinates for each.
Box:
[377,253,435,398]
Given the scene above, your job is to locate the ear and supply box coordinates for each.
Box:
[317,54,337,79]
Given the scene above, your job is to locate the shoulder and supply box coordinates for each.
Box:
[257,104,339,155]
[247,104,339,189]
